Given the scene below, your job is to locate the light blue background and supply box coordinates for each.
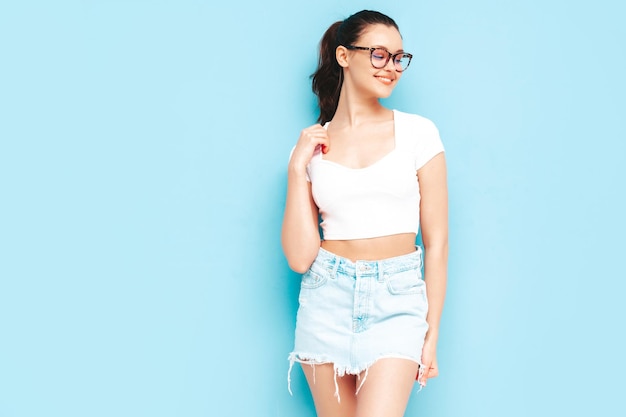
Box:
[1,1,625,416]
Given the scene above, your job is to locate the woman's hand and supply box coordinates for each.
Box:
[289,124,330,174]
[418,338,439,387]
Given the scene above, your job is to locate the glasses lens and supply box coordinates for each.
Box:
[370,48,390,69]
[394,54,412,71]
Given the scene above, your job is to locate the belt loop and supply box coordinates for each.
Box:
[377,261,384,282]
[416,245,423,267]
[331,253,340,278]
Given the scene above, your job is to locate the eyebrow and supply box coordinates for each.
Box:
[371,45,405,53]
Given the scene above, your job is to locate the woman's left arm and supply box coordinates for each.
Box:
[417,152,448,385]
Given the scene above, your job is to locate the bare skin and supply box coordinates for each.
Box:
[302,360,418,417]
[282,23,448,417]
[321,233,417,262]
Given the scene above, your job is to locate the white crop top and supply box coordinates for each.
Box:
[298,109,444,240]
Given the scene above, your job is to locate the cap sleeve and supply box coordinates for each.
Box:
[413,118,445,171]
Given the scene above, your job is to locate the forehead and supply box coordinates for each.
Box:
[356,24,403,50]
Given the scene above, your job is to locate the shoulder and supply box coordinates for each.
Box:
[393,109,439,136]
[393,109,445,170]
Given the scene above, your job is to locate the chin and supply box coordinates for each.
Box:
[376,87,395,99]
[375,81,398,98]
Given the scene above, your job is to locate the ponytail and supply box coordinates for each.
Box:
[311,21,343,125]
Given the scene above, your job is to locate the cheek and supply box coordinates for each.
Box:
[352,69,375,85]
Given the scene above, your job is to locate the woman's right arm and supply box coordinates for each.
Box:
[281,125,330,273]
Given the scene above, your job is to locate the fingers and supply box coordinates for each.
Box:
[417,364,428,387]
[419,342,439,386]
[424,358,438,380]
[300,124,330,152]
[291,124,330,167]
[416,358,427,385]
[427,364,439,379]
[416,360,438,387]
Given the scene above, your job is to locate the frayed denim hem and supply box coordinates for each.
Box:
[287,352,424,403]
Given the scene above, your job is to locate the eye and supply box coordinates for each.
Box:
[371,49,387,61]
[395,54,410,67]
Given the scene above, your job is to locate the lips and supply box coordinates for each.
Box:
[375,75,395,85]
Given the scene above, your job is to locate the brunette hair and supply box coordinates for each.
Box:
[311,10,399,125]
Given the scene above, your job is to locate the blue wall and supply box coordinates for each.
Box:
[1,1,625,416]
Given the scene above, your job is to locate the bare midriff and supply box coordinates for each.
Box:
[321,233,417,262]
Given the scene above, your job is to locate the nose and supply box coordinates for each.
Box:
[384,55,397,71]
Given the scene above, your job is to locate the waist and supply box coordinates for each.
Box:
[312,245,423,278]
[321,233,417,262]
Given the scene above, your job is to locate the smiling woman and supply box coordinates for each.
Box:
[282,9,448,417]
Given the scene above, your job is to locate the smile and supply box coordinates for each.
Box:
[375,76,394,85]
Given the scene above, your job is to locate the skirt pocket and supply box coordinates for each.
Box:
[384,268,425,295]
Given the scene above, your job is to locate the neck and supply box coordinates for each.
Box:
[332,85,389,128]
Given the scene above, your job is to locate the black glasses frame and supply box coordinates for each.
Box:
[345,45,413,72]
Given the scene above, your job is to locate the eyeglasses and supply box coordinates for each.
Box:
[345,45,413,72]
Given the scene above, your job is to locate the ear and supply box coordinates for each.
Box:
[335,45,349,68]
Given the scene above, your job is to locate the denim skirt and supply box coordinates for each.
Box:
[288,246,429,396]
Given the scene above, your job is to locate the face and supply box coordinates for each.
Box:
[338,24,407,99]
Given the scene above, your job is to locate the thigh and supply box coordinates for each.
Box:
[355,358,419,417]
[301,363,357,417]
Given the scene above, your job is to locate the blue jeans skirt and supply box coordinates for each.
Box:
[288,246,429,398]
